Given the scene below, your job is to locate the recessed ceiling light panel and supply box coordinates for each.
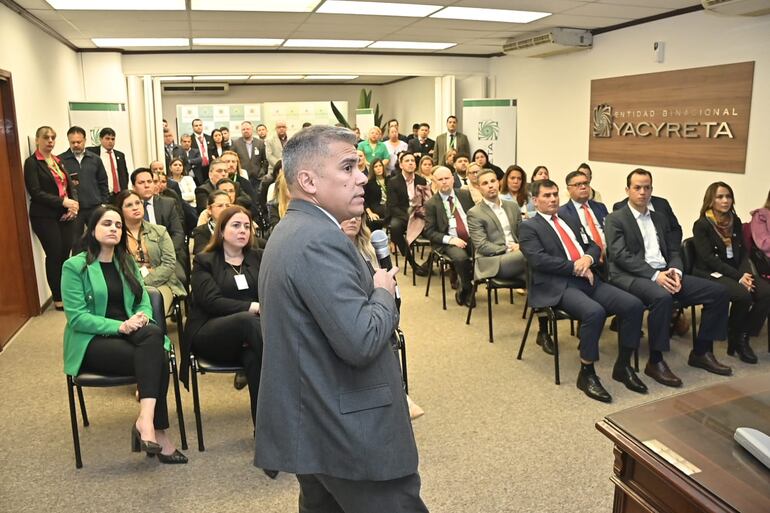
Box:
[317,1,442,17]
[304,75,359,80]
[369,41,455,50]
[249,75,305,80]
[193,38,284,46]
[283,39,373,48]
[191,0,321,11]
[193,75,250,81]
[92,38,189,47]
[430,7,550,24]
[47,0,185,9]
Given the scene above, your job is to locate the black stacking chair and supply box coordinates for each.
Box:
[679,238,701,347]
[465,269,526,343]
[66,287,188,468]
[405,237,431,285]
[518,303,575,385]
[424,249,452,310]
[396,328,409,394]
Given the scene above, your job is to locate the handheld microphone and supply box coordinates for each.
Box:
[370,229,400,309]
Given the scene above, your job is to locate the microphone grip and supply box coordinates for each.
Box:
[376,256,401,311]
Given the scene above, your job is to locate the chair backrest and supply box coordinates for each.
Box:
[681,237,696,274]
[742,222,754,252]
[145,287,167,333]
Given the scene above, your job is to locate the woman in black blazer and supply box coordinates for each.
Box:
[364,158,388,231]
[23,126,79,309]
[184,205,263,424]
[692,182,770,364]
[208,128,226,160]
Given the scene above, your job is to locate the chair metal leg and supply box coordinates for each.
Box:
[169,353,188,450]
[551,311,560,385]
[424,253,434,297]
[522,297,528,319]
[76,385,89,427]
[397,329,408,395]
[690,305,698,347]
[518,309,536,359]
[190,359,205,451]
[440,259,447,310]
[465,281,478,325]
[494,289,499,304]
[487,284,494,343]
[570,319,575,336]
[634,348,639,372]
[67,376,83,469]
[509,288,514,304]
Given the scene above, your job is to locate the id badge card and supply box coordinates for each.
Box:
[580,230,589,244]
[234,274,249,290]
[140,265,150,278]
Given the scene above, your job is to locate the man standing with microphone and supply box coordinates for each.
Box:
[256,126,428,513]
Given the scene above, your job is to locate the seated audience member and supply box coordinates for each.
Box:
[356,149,369,176]
[340,214,425,421]
[168,157,197,208]
[519,180,646,402]
[358,127,390,169]
[129,168,185,263]
[417,155,435,189]
[472,149,504,181]
[558,170,608,262]
[406,123,435,160]
[407,122,420,142]
[267,171,290,229]
[750,189,770,266]
[577,163,602,203]
[452,153,470,188]
[424,166,475,306]
[526,166,550,217]
[116,190,186,313]
[194,158,230,214]
[444,148,457,171]
[465,162,484,204]
[184,206,263,425]
[693,182,770,364]
[61,205,187,464]
[604,169,731,386]
[220,149,260,219]
[364,158,388,231]
[387,152,428,276]
[152,168,194,233]
[221,150,249,181]
[209,128,226,159]
[191,191,231,255]
[384,125,408,176]
[499,165,529,216]
[216,177,252,211]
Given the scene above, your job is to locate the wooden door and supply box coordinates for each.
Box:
[0,70,40,350]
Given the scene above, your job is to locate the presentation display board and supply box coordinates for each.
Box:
[68,101,134,171]
[175,101,348,139]
[462,99,518,169]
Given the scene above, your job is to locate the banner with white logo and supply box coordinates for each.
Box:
[462,98,517,168]
[69,102,134,172]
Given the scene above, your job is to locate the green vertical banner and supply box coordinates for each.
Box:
[462,99,517,167]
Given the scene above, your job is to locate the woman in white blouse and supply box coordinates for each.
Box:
[168,157,197,208]
[384,125,408,176]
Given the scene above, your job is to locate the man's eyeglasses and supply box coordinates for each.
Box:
[568,181,591,188]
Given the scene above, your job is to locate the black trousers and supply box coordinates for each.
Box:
[388,217,414,265]
[190,312,263,425]
[626,274,729,352]
[710,274,770,337]
[437,244,473,296]
[30,216,75,302]
[81,324,170,429]
[296,473,428,513]
[72,207,97,254]
[557,276,644,362]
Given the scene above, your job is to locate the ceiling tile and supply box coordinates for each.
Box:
[452,0,591,13]
[188,11,308,23]
[561,3,670,18]
[596,0,698,7]
[15,0,53,8]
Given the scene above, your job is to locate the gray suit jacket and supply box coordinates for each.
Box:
[150,195,185,257]
[423,188,475,250]
[467,199,522,279]
[231,137,265,179]
[264,135,284,173]
[435,132,470,167]
[255,199,418,480]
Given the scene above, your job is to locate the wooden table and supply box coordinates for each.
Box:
[596,375,770,513]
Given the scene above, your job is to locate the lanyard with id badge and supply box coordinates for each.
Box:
[231,263,249,290]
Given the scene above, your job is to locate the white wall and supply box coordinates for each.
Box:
[0,3,84,307]
[488,10,770,236]
[377,76,436,135]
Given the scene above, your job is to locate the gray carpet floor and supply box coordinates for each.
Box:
[1,270,767,513]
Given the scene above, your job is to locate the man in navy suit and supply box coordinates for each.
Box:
[604,169,731,387]
[519,179,646,403]
[87,127,128,197]
[176,134,203,184]
[558,170,609,265]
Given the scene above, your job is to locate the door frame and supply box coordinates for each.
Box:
[0,68,41,320]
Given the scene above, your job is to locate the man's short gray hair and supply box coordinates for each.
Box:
[283,125,356,185]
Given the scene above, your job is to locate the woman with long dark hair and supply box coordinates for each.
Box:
[364,158,388,230]
[24,126,79,310]
[472,149,503,180]
[692,182,770,363]
[500,165,528,215]
[61,205,187,463]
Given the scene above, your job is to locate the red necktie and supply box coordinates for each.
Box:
[199,136,209,166]
[582,204,604,251]
[448,196,469,242]
[552,215,581,261]
[108,150,120,193]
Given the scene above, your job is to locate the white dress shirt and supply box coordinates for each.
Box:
[439,191,468,244]
[536,211,586,260]
[100,147,118,193]
[628,204,668,280]
[144,197,157,224]
[483,198,514,246]
[571,200,606,247]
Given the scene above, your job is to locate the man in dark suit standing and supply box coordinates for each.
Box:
[87,127,128,198]
[60,126,108,250]
[387,152,428,276]
[231,121,266,186]
[519,179,647,403]
[175,134,202,184]
[163,129,179,170]
[191,118,212,180]
[558,170,609,262]
[424,166,475,306]
[604,169,732,386]
[406,123,435,160]
[435,116,470,168]
[256,125,427,512]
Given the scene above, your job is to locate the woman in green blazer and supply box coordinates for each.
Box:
[61,205,187,464]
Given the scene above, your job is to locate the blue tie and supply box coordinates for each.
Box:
[143,200,150,221]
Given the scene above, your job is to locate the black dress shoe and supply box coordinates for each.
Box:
[413,263,429,277]
[536,331,555,355]
[155,449,188,464]
[463,292,476,308]
[688,351,732,376]
[455,290,464,306]
[577,371,612,403]
[612,364,648,394]
[233,371,248,390]
[727,334,758,364]
[263,469,279,479]
[644,360,682,387]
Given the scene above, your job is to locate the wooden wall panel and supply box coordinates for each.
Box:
[588,62,754,173]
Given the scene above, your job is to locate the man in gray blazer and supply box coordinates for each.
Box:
[256,126,428,513]
[230,121,265,182]
[265,120,288,175]
[435,115,470,169]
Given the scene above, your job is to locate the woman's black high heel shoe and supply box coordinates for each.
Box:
[148,450,188,464]
[131,425,162,454]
